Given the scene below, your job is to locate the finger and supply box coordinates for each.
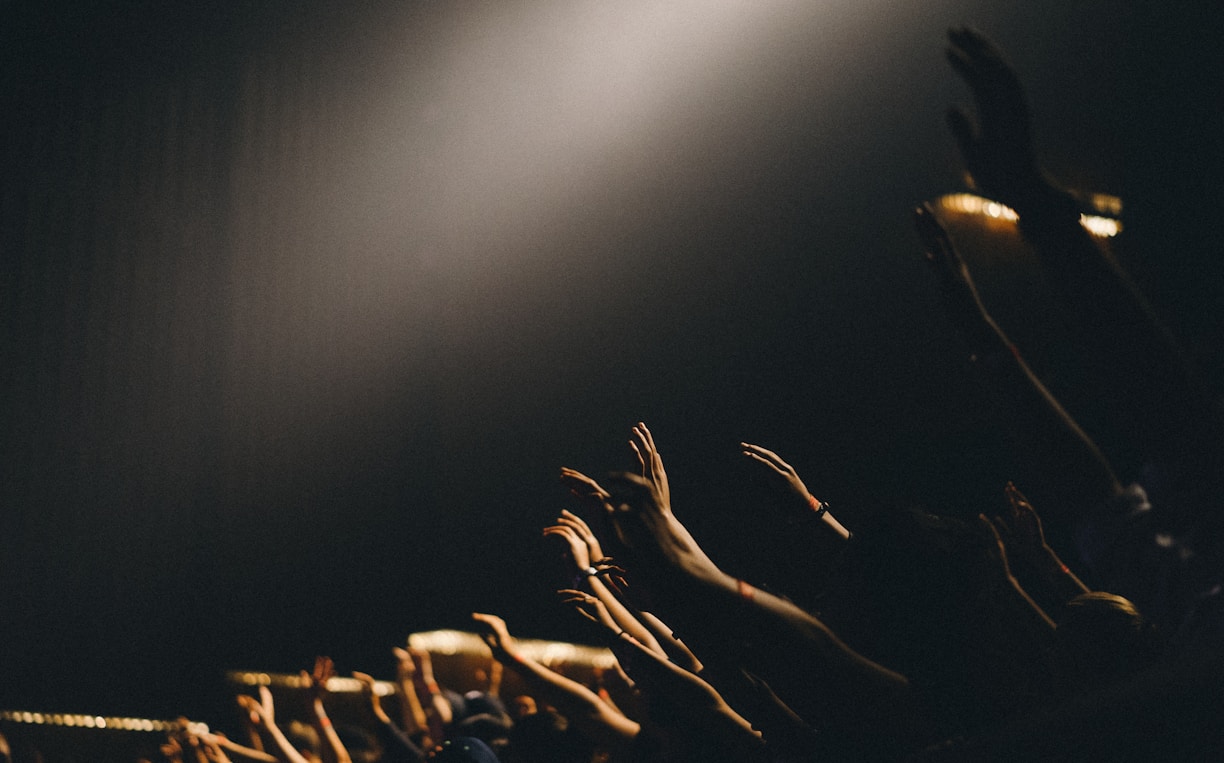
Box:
[740,442,782,463]
[945,39,979,84]
[629,440,646,472]
[635,422,657,451]
[950,26,998,60]
[641,425,661,464]
[560,509,592,532]
[741,449,787,477]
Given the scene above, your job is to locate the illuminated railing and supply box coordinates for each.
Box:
[407,629,617,669]
[225,670,397,696]
[0,709,174,732]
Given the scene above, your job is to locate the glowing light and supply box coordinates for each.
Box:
[0,710,175,732]
[1089,192,1123,216]
[1079,213,1120,237]
[935,193,1120,237]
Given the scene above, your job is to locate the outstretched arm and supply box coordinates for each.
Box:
[991,482,1091,604]
[470,612,640,750]
[562,589,767,760]
[545,508,664,655]
[391,647,431,747]
[741,442,850,541]
[301,657,352,763]
[408,647,453,729]
[915,202,1122,512]
[237,688,312,763]
[600,471,919,745]
[353,672,426,763]
[945,26,1222,479]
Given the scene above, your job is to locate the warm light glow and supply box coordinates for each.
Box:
[1079,213,1121,237]
[410,629,616,669]
[0,710,173,732]
[223,0,922,476]
[936,193,1120,237]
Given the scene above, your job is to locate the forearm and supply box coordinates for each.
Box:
[1019,194,1220,462]
[370,717,427,763]
[259,721,312,763]
[652,567,910,731]
[499,653,639,748]
[610,632,763,754]
[976,320,1123,510]
[212,738,279,763]
[587,575,664,657]
[1034,544,1091,603]
[312,698,352,763]
[637,610,702,674]
[396,677,430,741]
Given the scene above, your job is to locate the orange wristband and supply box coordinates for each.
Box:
[737,579,756,601]
[808,495,828,518]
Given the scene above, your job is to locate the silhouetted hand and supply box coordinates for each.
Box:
[472,612,522,663]
[945,26,1052,211]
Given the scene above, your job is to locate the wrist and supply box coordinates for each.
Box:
[807,494,828,518]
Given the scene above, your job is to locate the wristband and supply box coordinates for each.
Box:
[737,578,756,601]
[808,495,828,518]
[319,717,332,728]
[426,681,440,694]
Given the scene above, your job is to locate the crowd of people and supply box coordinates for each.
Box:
[5,26,1223,762]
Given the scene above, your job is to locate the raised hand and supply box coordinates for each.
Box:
[472,612,522,663]
[741,443,816,509]
[352,671,392,725]
[558,588,621,635]
[945,26,1049,210]
[392,646,416,680]
[557,509,607,565]
[544,521,592,571]
[302,655,336,700]
[408,647,437,687]
[603,471,718,582]
[629,422,670,510]
[560,467,635,553]
[560,467,612,506]
[991,482,1047,558]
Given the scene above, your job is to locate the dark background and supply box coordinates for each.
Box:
[2,0,1221,727]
